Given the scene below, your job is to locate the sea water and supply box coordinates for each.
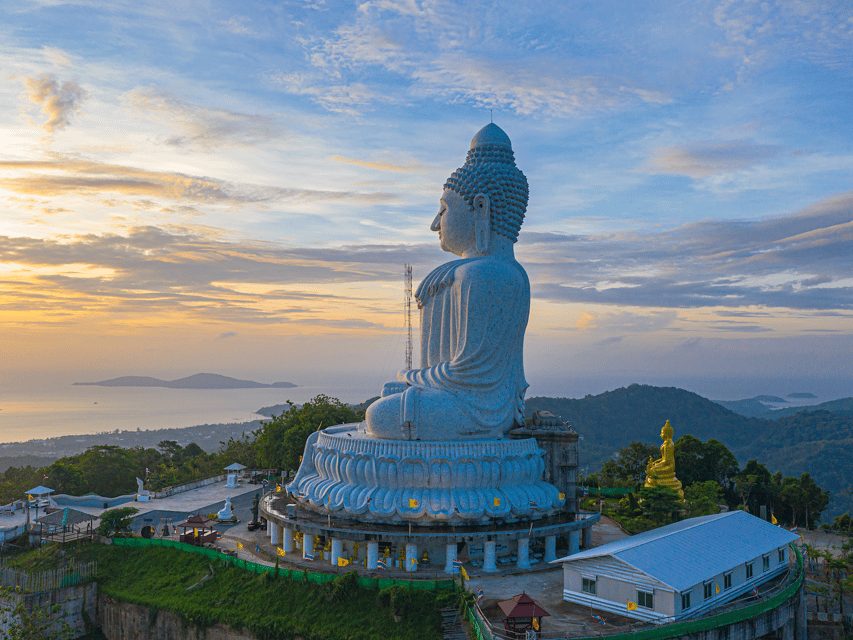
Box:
[0,383,376,444]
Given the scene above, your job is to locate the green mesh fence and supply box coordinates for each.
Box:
[109,537,454,591]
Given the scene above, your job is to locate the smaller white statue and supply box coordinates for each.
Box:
[226,473,238,488]
[135,477,150,502]
[217,496,234,521]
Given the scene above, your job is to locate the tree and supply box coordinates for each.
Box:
[96,506,139,536]
[638,486,682,525]
[778,472,830,528]
[253,395,365,474]
[600,442,659,488]
[684,480,722,517]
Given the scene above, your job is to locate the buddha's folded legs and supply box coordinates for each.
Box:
[364,386,507,441]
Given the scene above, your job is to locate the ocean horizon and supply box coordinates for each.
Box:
[0,383,378,445]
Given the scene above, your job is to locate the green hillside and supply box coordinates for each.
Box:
[759,397,853,419]
[526,385,853,521]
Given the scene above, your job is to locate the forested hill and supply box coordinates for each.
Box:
[526,384,853,519]
[526,385,753,463]
[760,397,853,419]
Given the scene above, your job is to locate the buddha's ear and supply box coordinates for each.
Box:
[473,193,490,254]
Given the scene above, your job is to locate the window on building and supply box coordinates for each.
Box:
[778,548,786,563]
[724,573,732,590]
[763,555,770,571]
[637,590,654,609]
[582,577,596,595]
[704,582,713,600]
[681,592,691,610]
[746,562,754,579]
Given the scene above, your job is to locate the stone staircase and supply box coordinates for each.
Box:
[441,607,472,640]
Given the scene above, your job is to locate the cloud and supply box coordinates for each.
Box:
[0,225,443,330]
[0,157,397,205]
[21,74,87,134]
[219,331,237,338]
[518,191,853,311]
[595,336,623,346]
[42,47,72,67]
[123,87,283,151]
[267,72,391,115]
[219,16,257,36]
[275,3,672,117]
[639,140,782,178]
[330,155,419,172]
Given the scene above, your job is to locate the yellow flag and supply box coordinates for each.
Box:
[237,542,243,549]
[277,547,285,556]
[771,513,778,525]
[627,600,638,611]
[460,566,469,581]
[27,494,33,500]
[193,527,198,537]
[715,582,720,594]
[338,556,350,567]
[559,492,566,500]
[409,498,418,508]
[411,557,418,566]
[493,497,501,507]
[276,485,282,493]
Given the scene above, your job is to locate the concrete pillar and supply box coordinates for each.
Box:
[267,519,272,536]
[516,538,531,569]
[582,525,592,549]
[444,542,459,574]
[367,541,379,570]
[544,535,557,563]
[483,541,498,573]
[270,523,280,545]
[569,530,580,555]
[282,526,294,553]
[405,543,418,572]
[303,533,315,560]
[331,538,343,566]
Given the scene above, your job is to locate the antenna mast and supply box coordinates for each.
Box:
[404,264,413,370]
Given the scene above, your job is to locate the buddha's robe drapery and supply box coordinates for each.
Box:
[398,256,530,435]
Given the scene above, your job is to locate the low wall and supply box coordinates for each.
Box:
[53,493,137,508]
[98,595,257,640]
[152,473,227,499]
[0,523,27,543]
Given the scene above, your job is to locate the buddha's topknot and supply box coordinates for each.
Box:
[443,124,528,242]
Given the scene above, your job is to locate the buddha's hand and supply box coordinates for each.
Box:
[381,381,408,397]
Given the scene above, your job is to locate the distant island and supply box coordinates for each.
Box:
[73,373,297,390]
[788,392,817,398]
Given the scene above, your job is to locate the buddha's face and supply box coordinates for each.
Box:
[431,188,476,256]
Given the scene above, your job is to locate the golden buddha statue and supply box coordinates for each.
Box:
[644,420,685,500]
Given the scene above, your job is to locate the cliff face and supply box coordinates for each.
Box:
[98,595,257,640]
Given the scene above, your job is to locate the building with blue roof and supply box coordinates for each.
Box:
[554,511,801,623]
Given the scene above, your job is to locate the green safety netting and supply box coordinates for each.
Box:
[110,537,454,591]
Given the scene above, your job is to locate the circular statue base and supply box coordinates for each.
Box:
[286,424,564,524]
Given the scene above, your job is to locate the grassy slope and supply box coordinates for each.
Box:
[10,544,443,640]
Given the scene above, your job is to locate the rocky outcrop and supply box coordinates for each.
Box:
[98,595,257,640]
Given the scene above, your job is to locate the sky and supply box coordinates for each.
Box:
[1,0,852,402]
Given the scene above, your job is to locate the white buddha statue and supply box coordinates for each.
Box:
[364,123,530,441]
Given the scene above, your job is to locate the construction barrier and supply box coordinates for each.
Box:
[110,537,455,591]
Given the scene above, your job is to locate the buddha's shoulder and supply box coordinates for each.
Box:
[455,257,528,283]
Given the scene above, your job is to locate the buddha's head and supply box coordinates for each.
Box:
[661,420,674,441]
[432,123,528,257]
